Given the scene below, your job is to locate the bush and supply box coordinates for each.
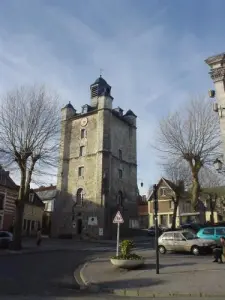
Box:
[111,239,143,260]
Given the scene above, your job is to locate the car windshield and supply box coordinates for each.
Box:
[182,231,196,240]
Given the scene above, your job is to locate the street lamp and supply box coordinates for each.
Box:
[213,158,224,172]
[153,184,159,274]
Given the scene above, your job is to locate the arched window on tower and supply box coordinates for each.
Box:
[117,191,123,207]
[76,188,84,206]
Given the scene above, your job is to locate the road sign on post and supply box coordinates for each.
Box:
[113,211,124,257]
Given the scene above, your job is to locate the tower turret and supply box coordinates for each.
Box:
[90,76,113,108]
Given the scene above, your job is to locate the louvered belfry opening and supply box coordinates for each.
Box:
[91,85,98,98]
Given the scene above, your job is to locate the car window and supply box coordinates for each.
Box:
[216,228,225,236]
[182,231,196,240]
[174,233,183,240]
[0,232,9,238]
[162,233,174,240]
[202,228,214,235]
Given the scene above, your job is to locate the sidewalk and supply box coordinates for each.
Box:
[78,250,225,297]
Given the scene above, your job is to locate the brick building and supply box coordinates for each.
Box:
[0,166,44,235]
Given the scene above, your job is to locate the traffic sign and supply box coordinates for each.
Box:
[113,211,124,224]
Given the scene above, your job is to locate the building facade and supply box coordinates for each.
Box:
[137,195,149,228]
[0,166,44,235]
[53,76,138,239]
[148,177,221,228]
[34,185,57,235]
[205,53,225,154]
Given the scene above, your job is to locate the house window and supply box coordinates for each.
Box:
[23,219,27,230]
[0,193,4,210]
[31,220,35,230]
[129,127,132,141]
[36,221,40,229]
[81,129,86,139]
[169,214,173,224]
[76,188,84,206]
[29,193,34,203]
[160,188,166,196]
[79,146,85,156]
[169,201,174,209]
[160,214,168,226]
[117,191,123,206]
[45,202,49,211]
[118,169,123,179]
[78,166,84,177]
[119,149,122,160]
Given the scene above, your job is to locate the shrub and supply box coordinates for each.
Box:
[111,239,143,260]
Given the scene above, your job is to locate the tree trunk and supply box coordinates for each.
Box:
[12,170,26,250]
[13,201,25,250]
[171,201,178,230]
[191,172,200,211]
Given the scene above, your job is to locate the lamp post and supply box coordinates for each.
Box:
[153,184,159,274]
[213,158,224,173]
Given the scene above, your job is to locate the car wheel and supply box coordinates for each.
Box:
[158,245,166,254]
[191,246,199,255]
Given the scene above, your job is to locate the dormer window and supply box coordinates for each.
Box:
[160,188,166,196]
[29,193,34,203]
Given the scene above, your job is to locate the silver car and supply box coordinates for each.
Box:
[158,231,216,255]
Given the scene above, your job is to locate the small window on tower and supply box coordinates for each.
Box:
[119,149,122,160]
[78,167,84,177]
[129,127,132,141]
[79,146,85,156]
[81,129,86,139]
[118,169,123,179]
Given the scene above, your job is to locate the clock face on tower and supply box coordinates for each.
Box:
[81,117,88,127]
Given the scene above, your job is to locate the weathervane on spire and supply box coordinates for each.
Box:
[100,68,104,77]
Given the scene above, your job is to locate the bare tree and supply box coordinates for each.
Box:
[0,85,60,250]
[157,96,221,210]
[163,159,190,229]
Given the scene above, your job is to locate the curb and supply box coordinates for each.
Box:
[77,259,225,297]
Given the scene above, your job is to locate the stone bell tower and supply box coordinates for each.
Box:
[53,75,138,239]
[205,53,225,152]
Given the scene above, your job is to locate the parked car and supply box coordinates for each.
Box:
[158,231,216,255]
[147,226,163,236]
[197,227,225,244]
[0,231,13,249]
[179,223,203,234]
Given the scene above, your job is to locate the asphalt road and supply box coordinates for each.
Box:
[0,239,215,300]
[0,248,110,297]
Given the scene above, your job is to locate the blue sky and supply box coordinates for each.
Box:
[0,0,224,194]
